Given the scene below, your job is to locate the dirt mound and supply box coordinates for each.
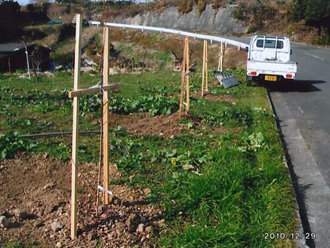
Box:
[192,92,237,103]
[0,155,163,247]
[109,112,195,137]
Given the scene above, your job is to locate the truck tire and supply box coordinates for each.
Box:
[246,76,252,86]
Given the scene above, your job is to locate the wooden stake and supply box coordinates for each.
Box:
[179,38,187,117]
[205,41,208,92]
[185,37,190,113]
[102,27,110,205]
[221,42,225,71]
[71,13,82,240]
[218,42,223,71]
[201,40,206,97]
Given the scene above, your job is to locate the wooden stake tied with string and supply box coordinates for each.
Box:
[179,39,186,116]
[185,37,190,113]
[201,40,209,97]
[179,37,190,116]
[102,27,110,205]
[71,13,82,240]
[218,42,226,72]
[69,14,113,239]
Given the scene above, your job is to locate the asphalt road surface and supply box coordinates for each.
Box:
[232,36,330,247]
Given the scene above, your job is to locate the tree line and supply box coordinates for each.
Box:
[292,0,330,31]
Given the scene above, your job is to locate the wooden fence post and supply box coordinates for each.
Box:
[185,37,190,113]
[201,40,209,96]
[205,41,208,92]
[71,13,82,240]
[201,40,206,97]
[102,27,110,205]
[179,38,187,117]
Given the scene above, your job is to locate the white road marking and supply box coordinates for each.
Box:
[304,52,324,61]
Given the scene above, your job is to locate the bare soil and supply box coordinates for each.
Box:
[92,112,206,137]
[191,91,238,103]
[111,112,184,137]
[0,154,163,247]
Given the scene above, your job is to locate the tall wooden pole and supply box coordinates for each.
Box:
[185,37,190,113]
[218,42,223,71]
[71,14,82,240]
[205,41,208,92]
[102,27,110,205]
[179,38,187,117]
[201,40,206,97]
[221,42,225,71]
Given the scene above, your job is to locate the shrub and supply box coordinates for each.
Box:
[53,52,73,67]
[197,0,206,15]
[58,24,75,42]
[178,0,194,14]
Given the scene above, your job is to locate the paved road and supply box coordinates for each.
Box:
[272,43,330,248]
[230,37,330,247]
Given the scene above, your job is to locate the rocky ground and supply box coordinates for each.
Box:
[0,154,164,247]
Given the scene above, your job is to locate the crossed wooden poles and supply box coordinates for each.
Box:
[69,15,227,239]
[68,14,115,239]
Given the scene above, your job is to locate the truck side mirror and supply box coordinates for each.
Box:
[244,47,249,52]
[290,49,292,55]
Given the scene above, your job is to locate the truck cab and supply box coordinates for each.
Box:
[246,35,297,85]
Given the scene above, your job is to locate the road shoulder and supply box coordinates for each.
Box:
[270,91,330,248]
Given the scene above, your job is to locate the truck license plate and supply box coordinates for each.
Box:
[265,75,277,81]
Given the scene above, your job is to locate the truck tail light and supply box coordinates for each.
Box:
[286,74,293,79]
[250,71,257,76]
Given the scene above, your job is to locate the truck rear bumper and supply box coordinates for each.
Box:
[247,60,297,80]
[246,71,296,80]
[246,74,295,83]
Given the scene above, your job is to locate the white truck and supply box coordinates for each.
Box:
[246,35,297,85]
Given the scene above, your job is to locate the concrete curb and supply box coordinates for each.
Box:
[266,90,309,248]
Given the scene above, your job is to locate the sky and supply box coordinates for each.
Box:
[17,0,30,5]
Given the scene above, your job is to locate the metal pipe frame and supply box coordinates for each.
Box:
[88,21,249,50]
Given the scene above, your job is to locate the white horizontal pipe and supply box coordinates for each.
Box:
[88,21,248,50]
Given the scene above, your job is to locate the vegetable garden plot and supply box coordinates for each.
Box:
[0,15,297,248]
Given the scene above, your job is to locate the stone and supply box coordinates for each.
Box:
[55,242,62,248]
[43,181,56,190]
[100,213,108,219]
[143,188,151,196]
[111,196,121,206]
[13,209,28,219]
[140,216,147,223]
[115,221,126,230]
[125,219,132,229]
[145,226,154,233]
[35,222,44,228]
[87,233,97,241]
[0,216,9,227]
[157,219,165,228]
[136,223,145,233]
[51,221,64,232]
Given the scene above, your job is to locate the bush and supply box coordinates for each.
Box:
[212,0,222,9]
[197,0,206,15]
[178,0,194,14]
[53,52,73,67]
[58,24,75,42]
[24,29,47,41]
